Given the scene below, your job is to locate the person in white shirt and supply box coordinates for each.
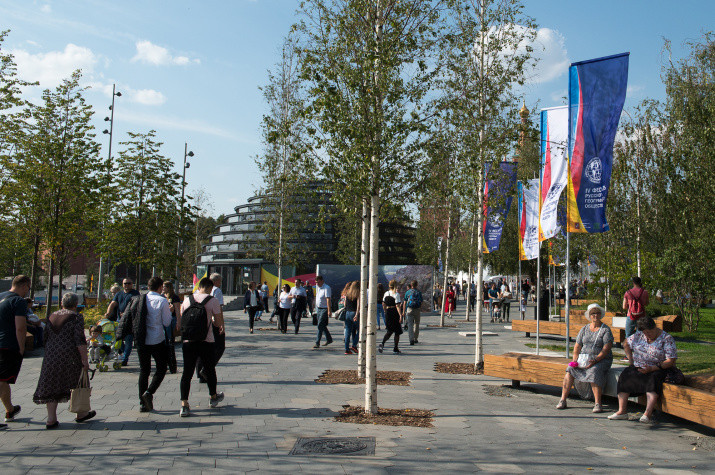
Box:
[244,281,264,334]
[313,276,333,348]
[289,279,308,334]
[138,276,172,412]
[277,284,294,334]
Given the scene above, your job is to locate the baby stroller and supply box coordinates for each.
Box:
[94,318,123,373]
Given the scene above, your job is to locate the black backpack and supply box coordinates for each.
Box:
[181,294,212,342]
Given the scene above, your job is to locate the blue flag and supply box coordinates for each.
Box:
[482,162,518,253]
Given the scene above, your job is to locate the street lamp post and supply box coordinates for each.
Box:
[176,143,194,289]
[97,84,121,300]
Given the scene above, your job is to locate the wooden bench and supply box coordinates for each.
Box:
[484,352,715,429]
[555,299,598,306]
[511,319,626,343]
[25,332,34,352]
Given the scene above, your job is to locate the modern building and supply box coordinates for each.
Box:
[198,186,416,295]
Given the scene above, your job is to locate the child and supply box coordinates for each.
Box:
[88,325,102,363]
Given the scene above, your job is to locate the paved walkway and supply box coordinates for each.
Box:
[1,302,712,473]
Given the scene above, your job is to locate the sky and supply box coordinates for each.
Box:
[1,0,713,217]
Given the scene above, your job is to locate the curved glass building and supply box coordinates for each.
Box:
[198,188,416,295]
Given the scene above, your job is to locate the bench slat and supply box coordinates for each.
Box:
[511,320,625,343]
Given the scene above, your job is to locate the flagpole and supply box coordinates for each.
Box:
[536,242,541,355]
[565,226,571,357]
[518,259,522,319]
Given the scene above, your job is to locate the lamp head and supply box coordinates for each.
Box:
[187,151,194,157]
[103,129,109,134]
[115,91,122,97]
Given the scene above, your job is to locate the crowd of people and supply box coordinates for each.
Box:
[0,271,680,430]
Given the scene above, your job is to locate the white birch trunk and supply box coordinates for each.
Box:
[364,193,379,414]
[464,213,476,322]
[358,199,370,378]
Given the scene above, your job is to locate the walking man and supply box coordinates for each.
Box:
[623,276,649,338]
[313,275,333,348]
[404,280,423,345]
[290,279,307,334]
[117,276,172,412]
[0,275,30,428]
[260,281,270,313]
[105,278,140,365]
[243,282,263,334]
[210,273,225,364]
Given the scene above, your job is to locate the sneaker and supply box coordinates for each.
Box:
[313,344,320,349]
[556,400,567,410]
[378,343,384,354]
[592,403,604,413]
[0,423,7,430]
[351,346,358,353]
[393,349,402,354]
[414,339,419,344]
[325,339,333,346]
[4,405,21,422]
[345,351,352,355]
[141,391,154,412]
[210,392,224,408]
[639,414,654,423]
[122,361,128,366]
[410,341,415,346]
[607,412,629,420]
[180,406,190,417]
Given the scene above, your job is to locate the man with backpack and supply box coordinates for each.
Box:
[404,280,423,346]
[179,277,225,417]
[117,276,172,413]
[623,276,649,338]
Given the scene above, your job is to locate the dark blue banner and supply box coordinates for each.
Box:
[482,162,518,253]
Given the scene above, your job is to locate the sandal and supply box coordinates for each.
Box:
[46,421,59,429]
[75,410,96,423]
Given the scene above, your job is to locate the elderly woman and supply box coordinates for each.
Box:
[33,293,95,429]
[556,303,614,412]
[609,316,677,423]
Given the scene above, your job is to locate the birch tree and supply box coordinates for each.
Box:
[299,0,442,413]
[441,0,537,369]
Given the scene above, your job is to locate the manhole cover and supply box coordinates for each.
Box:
[290,437,376,456]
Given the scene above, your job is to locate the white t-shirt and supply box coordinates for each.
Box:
[290,286,307,298]
[279,291,292,309]
[145,291,172,345]
[211,286,224,306]
[316,284,331,308]
[384,290,402,304]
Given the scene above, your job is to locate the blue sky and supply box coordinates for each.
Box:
[1,0,713,216]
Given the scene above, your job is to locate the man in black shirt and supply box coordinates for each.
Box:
[104,278,140,365]
[0,275,31,429]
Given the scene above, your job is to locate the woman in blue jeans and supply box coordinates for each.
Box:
[376,283,386,330]
[343,281,360,355]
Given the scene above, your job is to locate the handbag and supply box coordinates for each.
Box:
[577,325,605,368]
[664,367,685,384]
[312,313,318,326]
[69,369,92,414]
[334,307,346,321]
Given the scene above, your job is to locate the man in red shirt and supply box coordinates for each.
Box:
[622,276,649,338]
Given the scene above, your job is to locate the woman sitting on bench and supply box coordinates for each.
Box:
[557,303,614,413]
[608,316,677,424]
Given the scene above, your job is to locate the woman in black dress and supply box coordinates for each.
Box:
[379,292,403,354]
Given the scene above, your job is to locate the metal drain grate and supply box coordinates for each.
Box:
[290,437,376,456]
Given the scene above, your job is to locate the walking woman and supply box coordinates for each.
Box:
[379,284,403,354]
[277,284,293,334]
[444,285,456,318]
[162,281,181,373]
[33,293,95,428]
[243,281,263,334]
[179,277,224,417]
[343,281,360,355]
[289,279,308,334]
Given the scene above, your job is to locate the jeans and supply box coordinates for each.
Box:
[291,297,307,333]
[137,342,169,399]
[344,311,358,351]
[406,307,421,342]
[164,316,177,372]
[181,341,217,400]
[376,305,385,328]
[122,334,133,364]
[626,317,637,338]
[197,326,224,379]
[247,306,260,330]
[315,308,332,345]
[262,296,269,313]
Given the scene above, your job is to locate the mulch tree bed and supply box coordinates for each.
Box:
[426,324,457,328]
[336,405,434,428]
[433,362,483,375]
[315,369,411,386]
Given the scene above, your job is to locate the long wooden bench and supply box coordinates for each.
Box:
[511,319,626,343]
[484,352,715,429]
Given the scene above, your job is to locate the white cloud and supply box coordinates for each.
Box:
[550,89,568,104]
[41,4,51,14]
[130,88,166,106]
[132,40,199,66]
[627,85,644,96]
[12,43,98,88]
[524,27,570,84]
[86,81,166,106]
[121,111,252,143]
